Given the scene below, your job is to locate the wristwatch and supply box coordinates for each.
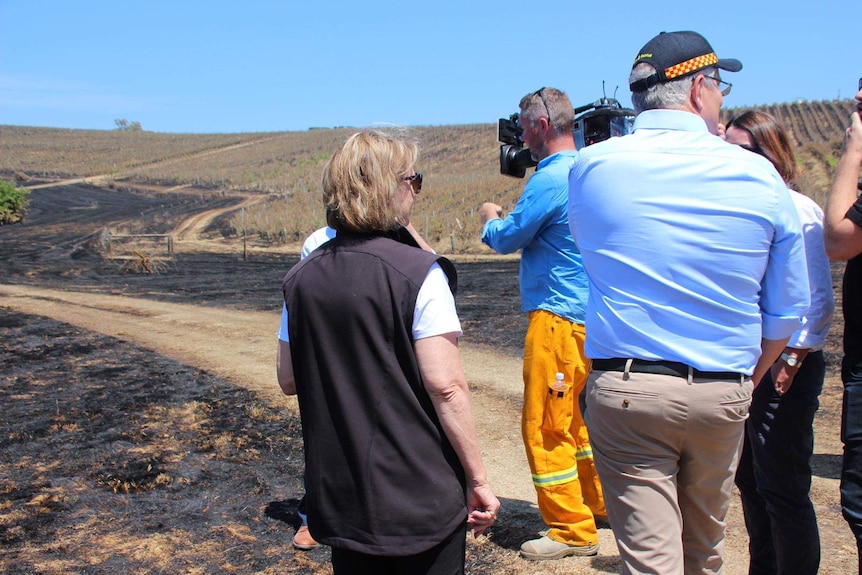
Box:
[780,352,802,368]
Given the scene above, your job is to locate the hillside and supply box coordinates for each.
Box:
[1,98,857,253]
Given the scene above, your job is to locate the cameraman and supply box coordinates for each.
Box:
[479,87,606,561]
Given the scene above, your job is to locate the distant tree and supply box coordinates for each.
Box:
[0,180,30,225]
[114,118,143,132]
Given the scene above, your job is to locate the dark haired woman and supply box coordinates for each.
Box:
[725,111,834,575]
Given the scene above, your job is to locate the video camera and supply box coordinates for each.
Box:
[497,94,635,178]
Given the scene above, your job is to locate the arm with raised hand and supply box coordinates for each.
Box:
[824,110,862,261]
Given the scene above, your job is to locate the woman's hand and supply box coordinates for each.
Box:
[466,482,501,537]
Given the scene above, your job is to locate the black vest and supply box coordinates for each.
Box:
[282,231,465,555]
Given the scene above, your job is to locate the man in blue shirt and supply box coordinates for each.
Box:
[480,87,605,561]
[568,31,810,574]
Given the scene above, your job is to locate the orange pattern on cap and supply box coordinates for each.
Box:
[665,52,718,80]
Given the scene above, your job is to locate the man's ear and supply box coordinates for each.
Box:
[689,74,705,114]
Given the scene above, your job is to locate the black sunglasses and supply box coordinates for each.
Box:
[858,77,861,91]
[404,172,423,192]
[533,87,553,127]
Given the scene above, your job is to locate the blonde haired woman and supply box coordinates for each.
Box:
[277,129,499,574]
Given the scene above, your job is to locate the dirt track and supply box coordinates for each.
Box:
[0,281,532,493]
[1,181,859,573]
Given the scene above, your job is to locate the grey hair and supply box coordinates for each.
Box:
[519,87,574,137]
[629,63,714,113]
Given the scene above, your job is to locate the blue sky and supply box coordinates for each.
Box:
[1,1,859,134]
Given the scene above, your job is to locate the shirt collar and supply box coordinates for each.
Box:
[633,109,709,133]
[537,148,577,170]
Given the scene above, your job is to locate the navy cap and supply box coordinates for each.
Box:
[629,31,742,93]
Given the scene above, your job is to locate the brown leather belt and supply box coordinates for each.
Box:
[591,358,746,381]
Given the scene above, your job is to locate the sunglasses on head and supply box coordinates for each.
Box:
[533,87,554,126]
[858,77,862,91]
[404,172,423,192]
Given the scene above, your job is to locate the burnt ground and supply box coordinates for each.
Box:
[0,182,857,573]
[0,183,528,355]
[0,183,534,574]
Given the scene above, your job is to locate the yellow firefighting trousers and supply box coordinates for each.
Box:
[522,309,605,546]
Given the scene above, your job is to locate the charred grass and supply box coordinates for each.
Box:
[0,307,533,574]
[0,309,319,574]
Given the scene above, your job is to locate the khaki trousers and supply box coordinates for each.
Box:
[583,368,752,574]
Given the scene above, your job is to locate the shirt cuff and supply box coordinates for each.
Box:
[761,314,804,342]
[481,219,499,247]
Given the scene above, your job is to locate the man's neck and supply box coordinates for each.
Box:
[543,135,576,157]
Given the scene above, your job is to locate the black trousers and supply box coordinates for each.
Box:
[735,351,824,575]
[330,522,467,575]
[842,360,862,574]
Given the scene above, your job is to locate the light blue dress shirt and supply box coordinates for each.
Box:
[568,109,810,374]
[482,149,588,324]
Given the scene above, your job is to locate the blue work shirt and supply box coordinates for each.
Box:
[568,109,810,374]
[482,149,588,324]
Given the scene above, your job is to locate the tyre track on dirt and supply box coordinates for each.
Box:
[23,135,284,192]
[172,194,265,241]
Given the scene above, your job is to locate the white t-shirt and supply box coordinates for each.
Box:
[279,228,461,342]
[301,226,337,258]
